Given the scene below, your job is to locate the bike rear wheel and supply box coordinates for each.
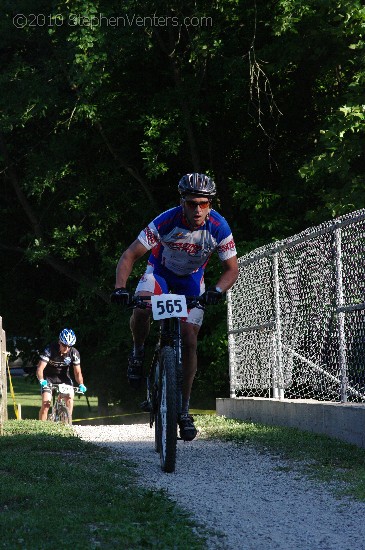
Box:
[157,346,178,473]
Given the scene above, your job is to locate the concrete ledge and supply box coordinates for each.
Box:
[216,397,365,449]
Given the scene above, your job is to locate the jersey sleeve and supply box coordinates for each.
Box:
[137,220,161,251]
[39,346,51,363]
[137,208,179,251]
[213,216,237,261]
[217,233,237,261]
[71,348,81,366]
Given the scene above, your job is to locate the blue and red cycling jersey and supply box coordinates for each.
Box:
[137,205,236,276]
[135,205,236,324]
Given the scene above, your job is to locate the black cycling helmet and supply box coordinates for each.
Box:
[178,173,216,198]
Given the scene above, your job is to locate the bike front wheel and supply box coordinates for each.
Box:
[157,346,178,473]
[57,405,71,425]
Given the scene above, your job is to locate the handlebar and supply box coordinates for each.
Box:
[129,295,206,310]
[48,383,84,395]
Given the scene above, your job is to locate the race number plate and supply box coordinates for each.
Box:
[151,294,188,320]
[58,384,73,395]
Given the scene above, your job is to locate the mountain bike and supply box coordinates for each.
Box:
[132,294,205,473]
[47,383,83,425]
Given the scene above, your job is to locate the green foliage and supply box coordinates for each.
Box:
[0,420,206,548]
[273,0,365,221]
[1,0,364,406]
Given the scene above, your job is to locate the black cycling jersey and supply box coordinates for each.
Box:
[39,341,80,385]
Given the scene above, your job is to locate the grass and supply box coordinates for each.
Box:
[2,416,365,549]
[7,376,99,422]
[7,376,216,423]
[0,420,207,550]
[5,375,365,548]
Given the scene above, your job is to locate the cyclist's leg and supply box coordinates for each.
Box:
[62,385,75,420]
[181,321,200,408]
[128,265,167,386]
[39,383,52,421]
[132,264,168,347]
[172,271,204,441]
[178,321,202,441]
[170,269,204,411]
[130,304,152,351]
[65,395,73,416]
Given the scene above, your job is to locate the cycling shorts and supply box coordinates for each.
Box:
[135,263,205,326]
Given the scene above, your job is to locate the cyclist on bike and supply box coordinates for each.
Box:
[111,173,238,441]
[36,328,87,421]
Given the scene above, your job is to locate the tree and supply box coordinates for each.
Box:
[1,0,364,408]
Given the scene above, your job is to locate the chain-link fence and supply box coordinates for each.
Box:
[228,209,365,403]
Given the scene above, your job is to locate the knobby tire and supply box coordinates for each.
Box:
[58,405,71,424]
[153,357,160,453]
[154,413,160,453]
[158,346,178,473]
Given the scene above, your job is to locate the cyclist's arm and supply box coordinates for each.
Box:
[215,255,239,292]
[73,364,84,386]
[36,359,47,382]
[115,239,148,288]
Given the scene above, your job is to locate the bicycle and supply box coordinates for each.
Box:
[131,293,205,473]
[47,383,83,425]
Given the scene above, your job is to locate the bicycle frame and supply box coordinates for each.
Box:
[145,316,182,472]
[47,384,81,425]
[133,294,204,473]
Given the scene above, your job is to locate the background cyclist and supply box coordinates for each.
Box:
[36,328,87,421]
[111,173,238,441]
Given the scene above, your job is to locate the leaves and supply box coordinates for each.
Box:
[1,0,365,404]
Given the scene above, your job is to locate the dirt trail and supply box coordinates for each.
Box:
[74,424,365,550]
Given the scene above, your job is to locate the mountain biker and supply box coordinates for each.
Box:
[111,173,239,441]
[36,328,87,421]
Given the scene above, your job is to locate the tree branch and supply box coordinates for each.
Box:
[154,27,201,171]
[51,51,158,212]
[0,135,109,303]
[93,120,159,212]
[0,134,43,238]
[0,242,109,303]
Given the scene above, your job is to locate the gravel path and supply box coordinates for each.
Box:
[74,423,365,550]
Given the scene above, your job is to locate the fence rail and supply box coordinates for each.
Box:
[227,208,365,403]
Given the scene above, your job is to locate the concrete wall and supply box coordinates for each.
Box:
[216,397,365,449]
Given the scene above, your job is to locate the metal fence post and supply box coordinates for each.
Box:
[334,227,348,402]
[272,253,284,399]
[227,289,237,398]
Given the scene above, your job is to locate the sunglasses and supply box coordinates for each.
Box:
[184,199,211,210]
